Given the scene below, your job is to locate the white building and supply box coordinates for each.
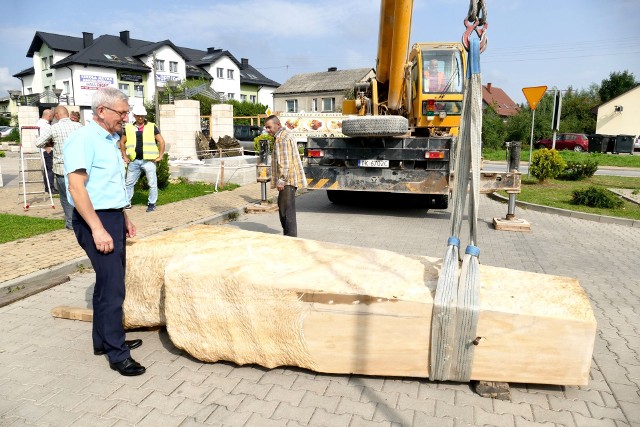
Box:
[13,30,279,120]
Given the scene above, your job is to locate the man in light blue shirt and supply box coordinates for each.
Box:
[63,87,145,376]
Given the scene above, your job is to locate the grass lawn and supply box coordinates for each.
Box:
[130,179,240,206]
[0,180,241,244]
[0,214,65,244]
[483,148,640,168]
[501,175,640,220]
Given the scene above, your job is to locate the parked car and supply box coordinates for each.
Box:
[233,125,263,153]
[0,126,16,137]
[535,133,589,152]
[634,135,640,152]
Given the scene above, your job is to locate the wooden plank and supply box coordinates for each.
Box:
[51,306,93,322]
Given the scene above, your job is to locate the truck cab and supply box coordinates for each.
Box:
[408,43,465,136]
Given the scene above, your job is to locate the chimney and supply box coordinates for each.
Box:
[328,67,337,72]
[119,30,130,46]
[241,58,249,68]
[207,47,219,54]
[82,32,93,48]
[486,83,492,93]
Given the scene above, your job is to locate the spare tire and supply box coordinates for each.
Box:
[341,116,408,137]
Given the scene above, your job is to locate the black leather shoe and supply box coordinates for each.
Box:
[109,357,146,376]
[94,339,142,355]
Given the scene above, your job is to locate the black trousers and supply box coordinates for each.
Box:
[42,150,54,193]
[72,209,129,363]
[278,185,298,237]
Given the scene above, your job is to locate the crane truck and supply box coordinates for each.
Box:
[303,0,519,207]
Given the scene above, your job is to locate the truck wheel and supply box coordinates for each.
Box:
[428,194,449,210]
[341,116,408,137]
[326,190,347,204]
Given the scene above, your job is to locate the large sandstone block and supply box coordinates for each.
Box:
[147,225,596,385]
[123,225,239,328]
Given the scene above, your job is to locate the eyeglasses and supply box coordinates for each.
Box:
[102,106,129,118]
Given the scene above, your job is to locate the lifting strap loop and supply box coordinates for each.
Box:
[430,37,483,382]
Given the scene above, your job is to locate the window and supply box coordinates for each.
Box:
[169,61,178,73]
[312,98,318,112]
[27,87,32,94]
[63,81,70,94]
[227,93,235,100]
[42,57,49,69]
[119,83,129,95]
[216,68,224,78]
[227,69,234,79]
[322,97,335,112]
[134,85,144,97]
[240,94,247,101]
[155,59,165,71]
[286,99,298,113]
[249,95,256,103]
[422,50,463,94]
[49,55,53,67]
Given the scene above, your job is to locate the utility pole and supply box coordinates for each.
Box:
[152,51,160,128]
[551,90,562,150]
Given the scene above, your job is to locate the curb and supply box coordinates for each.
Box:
[0,256,89,308]
[487,193,640,228]
[0,200,267,307]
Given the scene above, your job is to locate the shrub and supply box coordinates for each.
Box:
[135,153,170,191]
[557,159,599,181]
[529,148,566,182]
[0,128,20,142]
[571,186,623,208]
[253,133,274,154]
[0,151,5,158]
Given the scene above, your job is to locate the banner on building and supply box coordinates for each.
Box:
[79,75,115,90]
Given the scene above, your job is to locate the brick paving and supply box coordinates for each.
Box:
[0,151,639,426]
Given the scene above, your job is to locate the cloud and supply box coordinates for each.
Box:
[0,67,22,97]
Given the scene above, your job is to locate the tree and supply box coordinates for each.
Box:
[481,107,507,151]
[557,87,598,135]
[598,71,638,103]
[228,100,269,125]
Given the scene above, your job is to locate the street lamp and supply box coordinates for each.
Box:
[165,79,178,104]
[8,90,21,105]
[53,88,63,103]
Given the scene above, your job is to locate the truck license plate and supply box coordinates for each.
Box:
[359,159,389,168]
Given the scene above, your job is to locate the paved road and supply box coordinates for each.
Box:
[483,161,640,178]
[1,173,639,425]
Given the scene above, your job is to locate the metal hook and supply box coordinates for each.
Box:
[462,19,488,53]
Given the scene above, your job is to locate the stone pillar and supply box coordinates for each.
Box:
[210,104,234,144]
[17,106,40,153]
[159,100,200,159]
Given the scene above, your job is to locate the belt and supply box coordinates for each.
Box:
[95,208,124,212]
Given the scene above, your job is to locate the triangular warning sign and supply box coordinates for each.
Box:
[522,86,547,111]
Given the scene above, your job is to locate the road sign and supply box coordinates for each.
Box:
[522,86,547,111]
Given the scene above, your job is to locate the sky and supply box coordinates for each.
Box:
[1,0,639,105]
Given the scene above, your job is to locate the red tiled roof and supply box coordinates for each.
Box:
[482,84,520,117]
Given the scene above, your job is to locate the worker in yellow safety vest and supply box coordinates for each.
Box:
[119,104,166,212]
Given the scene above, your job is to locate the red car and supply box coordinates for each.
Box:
[535,133,589,152]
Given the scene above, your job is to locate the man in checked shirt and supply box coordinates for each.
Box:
[265,115,307,237]
[36,105,83,229]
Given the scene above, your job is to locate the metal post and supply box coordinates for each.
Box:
[505,141,521,220]
[527,109,535,178]
[259,139,269,202]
